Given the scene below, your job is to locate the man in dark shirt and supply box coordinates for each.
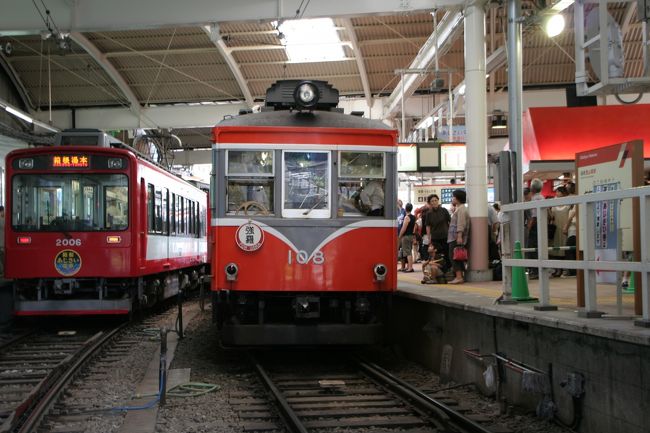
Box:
[425,194,451,271]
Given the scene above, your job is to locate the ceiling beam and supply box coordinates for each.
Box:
[340,18,372,108]
[0,53,34,109]
[35,102,248,130]
[0,0,436,35]
[69,32,141,116]
[204,24,254,108]
[621,1,637,35]
[383,10,464,117]
[414,45,507,129]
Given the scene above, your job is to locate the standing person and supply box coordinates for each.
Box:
[523,187,532,248]
[425,194,451,272]
[418,196,433,262]
[398,203,416,273]
[550,186,570,276]
[447,190,469,284]
[562,192,577,277]
[526,179,545,279]
[397,200,406,271]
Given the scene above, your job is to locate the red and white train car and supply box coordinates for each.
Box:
[211,80,398,345]
[5,129,208,316]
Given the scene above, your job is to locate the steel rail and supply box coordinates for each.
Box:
[250,355,308,433]
[357,359,493,433]
[12,324,127,433]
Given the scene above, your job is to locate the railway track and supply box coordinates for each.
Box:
[0,326,124,433]
[235,352,495,433]
[0,301,188,433]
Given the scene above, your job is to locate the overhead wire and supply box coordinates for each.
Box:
[145,28,177,107]
[95,32,242,101]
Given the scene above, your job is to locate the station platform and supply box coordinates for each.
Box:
[392,263,649,433]
[396,263,648,346]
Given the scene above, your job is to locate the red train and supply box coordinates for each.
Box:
[5,129,208,316]
[211,80,398,345]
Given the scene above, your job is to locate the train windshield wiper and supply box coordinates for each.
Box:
[302,194,327,215]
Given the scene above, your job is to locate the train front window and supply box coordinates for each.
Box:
[282,151,330,218]
[338,152,386,217]
[12,174,128,231]
[226,150,274,215]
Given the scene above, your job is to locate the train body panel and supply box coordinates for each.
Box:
[5,130,208,316]
[210,80,398,345]
[214,220,396,292]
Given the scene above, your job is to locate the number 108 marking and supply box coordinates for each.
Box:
[288,250,324,265]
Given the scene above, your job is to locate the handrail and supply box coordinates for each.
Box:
[499,185,650,325]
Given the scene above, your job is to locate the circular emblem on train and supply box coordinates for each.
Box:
[235,222,264,251]
[54,249,82,276]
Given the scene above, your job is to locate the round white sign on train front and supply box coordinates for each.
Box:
[236,222,264,251]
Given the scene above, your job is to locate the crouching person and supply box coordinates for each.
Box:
[421,244,446,284]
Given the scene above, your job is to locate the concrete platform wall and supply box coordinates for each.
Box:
[391,296,649,433]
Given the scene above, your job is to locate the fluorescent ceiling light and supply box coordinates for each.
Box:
[6,106,33,123]
[551,0,574,12]
[277,18,346,63]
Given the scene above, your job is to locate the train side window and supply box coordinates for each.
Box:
[282,151,330,218]
[162,188,169,235]
[180,197,186,235]
[147,184,155,234]
[226,150,274,216]
[337,152,385,217]
[170,193,176,235]
[154,188,163,234]
[187,198,192,235]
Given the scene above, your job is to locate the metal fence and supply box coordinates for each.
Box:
[500,185,650,325]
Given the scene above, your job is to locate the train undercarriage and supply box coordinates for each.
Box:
[13,266,206,316]
[213,290,392,345]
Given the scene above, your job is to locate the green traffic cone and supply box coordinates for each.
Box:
[512,241,536,301]
[623,273,635,294]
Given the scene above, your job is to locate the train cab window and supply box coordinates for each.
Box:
[226,150,274,216]
[105,186,128,230]
[338,152,386,217]
[282,151,330,218]
[12,174,126,231]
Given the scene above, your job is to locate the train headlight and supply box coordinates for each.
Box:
[293,81,319,108]
[225,263,239,281]
[373,264,387,282]
[18,158,34,169]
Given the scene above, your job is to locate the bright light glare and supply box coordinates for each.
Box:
[278,18,345,63]
[551,0,574,12]
[545,14,565,38]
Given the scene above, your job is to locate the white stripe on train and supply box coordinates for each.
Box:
[212,218,395,259]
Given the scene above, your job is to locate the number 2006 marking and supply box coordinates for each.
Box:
[56,238,82,247]
[288,250,324,265]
